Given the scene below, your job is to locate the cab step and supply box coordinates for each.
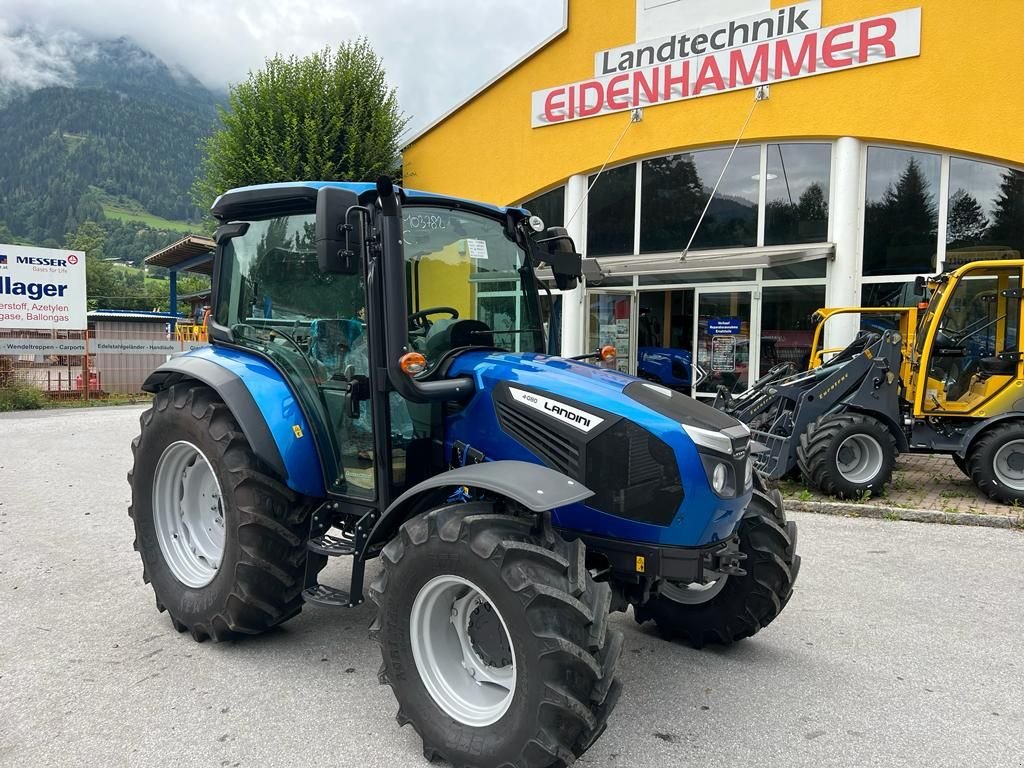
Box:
[307,532,357,557]
[302,583,363,607]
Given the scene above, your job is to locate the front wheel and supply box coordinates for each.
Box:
[128,383,319,641]
[797,413,896,499]
[369,503,622,768]
[634,485,800,647]
[967,421,1024,505]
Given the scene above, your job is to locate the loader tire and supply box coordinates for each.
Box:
[797,413,896,499]
[634,484,799,647]
[951,453,970,478]
[967,421,1024,505]
[128,382,322,641]
[369,502,622,768]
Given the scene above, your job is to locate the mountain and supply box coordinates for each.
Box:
[0,31,224,263]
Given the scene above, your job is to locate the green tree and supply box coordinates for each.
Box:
[0,221,13,243]
[946,189,989,249]
[988,169,1024,254]
[193,41,407,209]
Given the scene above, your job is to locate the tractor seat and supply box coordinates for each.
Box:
[979,356,1018,376]
[425,319,494,360]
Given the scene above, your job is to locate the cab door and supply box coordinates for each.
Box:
[917,264,1023,416]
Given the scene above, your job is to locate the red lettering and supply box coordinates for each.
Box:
[543,88,566,123]
[633,68,660,105]
[774,33,817,79]
[859,17,897,63]
[662,61,690,100]
[822,24,855,67]
[729,44,769,87]
[567,85,575,120]
[607,74,630,110]
[694,56,725,94]
[578,81,605,117]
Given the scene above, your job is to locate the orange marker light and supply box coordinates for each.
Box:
[400,352,428,376]
[600,345,617,362]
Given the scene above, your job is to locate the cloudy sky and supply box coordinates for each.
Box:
[0,0,564,136]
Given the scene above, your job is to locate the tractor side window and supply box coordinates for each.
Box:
[402,207,545,371]
[929,268,1020,404]
[215,214,378,498]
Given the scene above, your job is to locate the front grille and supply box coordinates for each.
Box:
[495,401,581,476]
[585,421,682,526]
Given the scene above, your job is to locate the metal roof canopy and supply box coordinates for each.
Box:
[145,235,215,275]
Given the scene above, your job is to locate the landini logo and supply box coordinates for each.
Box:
[508,387,605,433]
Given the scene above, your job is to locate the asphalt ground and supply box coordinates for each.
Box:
[2,405,1023,768]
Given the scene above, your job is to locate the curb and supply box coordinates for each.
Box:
[784,498,1024,530]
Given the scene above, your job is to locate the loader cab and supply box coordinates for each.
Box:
[207,182,561,509]
[912,261,1024,417]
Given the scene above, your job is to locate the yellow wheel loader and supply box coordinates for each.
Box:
[717,259,1024,504]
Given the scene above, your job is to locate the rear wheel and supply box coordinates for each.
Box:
[128,383,320,641]
[634,484,800,647]
[797,413,896,499]
[369,503,622,768]
[967,421,1024,505]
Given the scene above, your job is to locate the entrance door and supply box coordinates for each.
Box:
[693,288,756,399]
[586,290,635,374]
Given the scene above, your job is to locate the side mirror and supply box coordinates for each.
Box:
[534,226,582,291]
[315,186,362,274]
[913,275,927,296]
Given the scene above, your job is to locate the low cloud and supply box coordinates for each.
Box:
[0,0,563,134]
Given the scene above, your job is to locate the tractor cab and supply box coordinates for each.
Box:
[910,261,1022,416]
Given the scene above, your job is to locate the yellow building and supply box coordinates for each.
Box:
[404,0,1024,400]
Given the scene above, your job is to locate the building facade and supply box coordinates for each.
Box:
[403,0,1024,400]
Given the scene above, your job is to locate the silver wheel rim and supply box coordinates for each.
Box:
[836,434,884,484]
[993,439,1024,490]
[660,576,729,605]
[152,441,226,588]
[409,575,516,727]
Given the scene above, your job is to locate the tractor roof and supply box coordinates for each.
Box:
[211,181,527,222]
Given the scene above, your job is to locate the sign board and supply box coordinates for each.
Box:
[0,338,87,355]
[711,335,737,371]
[708,317,741,335]
[532,3,921,127]
[0,338,209,355]
[0,244,87,330]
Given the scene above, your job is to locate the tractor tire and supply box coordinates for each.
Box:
[967,421,1024,505]
[797,413,896,499]
[633,484,799,647]
[368,502,622,768]
[128,382,321,641]
[951,453,970,478]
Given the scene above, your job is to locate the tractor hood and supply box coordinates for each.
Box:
[443,351,751,547]
[445,350,742,438]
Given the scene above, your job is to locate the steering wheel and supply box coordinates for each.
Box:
[408,306,459,333]
[940,314,1004,346]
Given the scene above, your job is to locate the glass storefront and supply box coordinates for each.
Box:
[765,143,832,246]
[863,147,941,276]
[946,158,1024,266]
[522,186,566,229]
[640,146,760,252]
[587,164,635,256]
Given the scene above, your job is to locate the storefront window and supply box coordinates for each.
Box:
[861,281,916,308]
[762,260,827,280]
[761,285,825,372]
[523,186,566,229]
[946,158,1024,268]
[587,164,635,257]
[640,146,759,253]
[764,144,831,245]
[863,147,940,276]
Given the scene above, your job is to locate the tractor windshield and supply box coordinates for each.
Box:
[402,206,546,368]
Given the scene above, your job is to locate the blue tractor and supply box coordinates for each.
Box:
[129,179,800,768]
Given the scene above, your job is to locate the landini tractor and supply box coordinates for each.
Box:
[718,259,1024,505]
[128,179,800,768]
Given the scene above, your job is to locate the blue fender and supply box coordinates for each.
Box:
[142,346,325,497]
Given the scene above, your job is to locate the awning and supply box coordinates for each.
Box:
[145,235,216,275]
[593,242,835,279]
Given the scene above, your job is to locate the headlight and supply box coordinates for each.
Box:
[712,462,728,493]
